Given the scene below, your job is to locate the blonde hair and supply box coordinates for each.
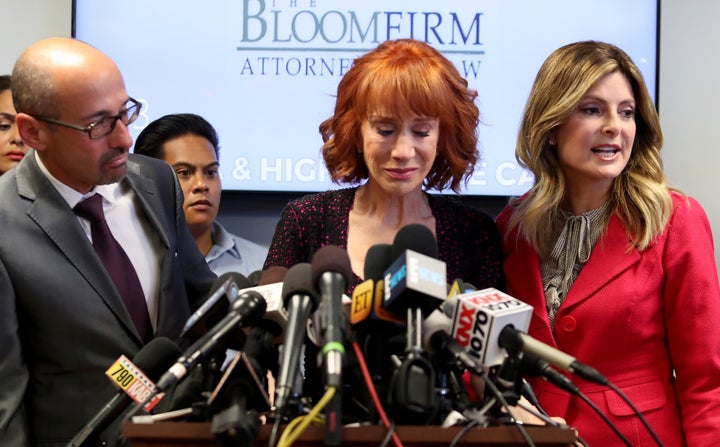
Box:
[508,41,673,252]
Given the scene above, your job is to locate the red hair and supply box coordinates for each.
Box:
[320,39,480,192]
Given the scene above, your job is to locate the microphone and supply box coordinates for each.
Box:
[257,266,289,285]
[498,326,608,385]
[365,243,392,281]
[349,244,404,328]
[450,288,607,385]
[66,337,181,447]
[383,224,444,424]
[519,352,579,395]
[422,309,481,373]
[421,308,476,418]
[444,288,533,416]
[236,281,289,345]
[310,245,353,446]
[247,269,263,286]
[274,262,320,413]
[518,350,646,447]
[182,272,252,339]
[310,245,353,388]
[348,243,404,420]
[350,241,468,332]
[447,278,477,300]
[154,291,267,394]
[450,288,533,368]
[382,224,447,316]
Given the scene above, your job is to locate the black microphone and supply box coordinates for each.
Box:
[273,262,320,413]
[247,269,263,286]
[519,354,635,446]
[257,266,289,285]
[241,266,292,346]
[382,223,446,316]
[154,291,267,394]
[66,337,181,446]
[498,326,608,385]
[350,243,404,330]
[385,224,443,424]
[422,309,480,373]
[520,352,579,395]
[420,309,474,417]
[310,245,353,388]
[365,243,392,281]
[182,272,253,340]
[310,245,353,446]
[348,243,404,422]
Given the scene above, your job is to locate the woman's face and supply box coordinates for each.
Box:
[0,89,27,174]
[360,113,439,196]
[553,71,636,193]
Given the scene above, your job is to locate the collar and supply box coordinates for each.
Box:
[35,151,123,208]
[206,221,240,262]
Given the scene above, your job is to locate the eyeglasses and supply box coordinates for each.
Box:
[30,97,142,140]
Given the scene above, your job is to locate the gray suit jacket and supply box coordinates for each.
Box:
[0,151,216,446]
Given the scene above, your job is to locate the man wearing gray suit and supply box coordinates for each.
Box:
[0,37,217,445]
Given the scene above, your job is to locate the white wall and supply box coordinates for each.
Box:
[659,2,720,273]
[0,1,71,73]
[3,1,719,274]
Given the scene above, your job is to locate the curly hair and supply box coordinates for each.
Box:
[507,40,673,252]
[320,38,480,193]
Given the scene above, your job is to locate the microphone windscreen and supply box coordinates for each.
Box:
[280,263,319,311]
[363,243,392,281]
[391,223,438,260]
[247,269,263,286]
[310,245,353,286]
[184,272,252,337]
[518,352,547,377]
[134,337,182,381]
[257,266,289,285]
[233,290,268,325]
[212,272,253,295]
[421,310,453,353]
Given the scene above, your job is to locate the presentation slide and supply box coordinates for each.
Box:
[74,0,658,196]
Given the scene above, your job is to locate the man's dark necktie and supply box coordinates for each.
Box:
[74,194,151,341]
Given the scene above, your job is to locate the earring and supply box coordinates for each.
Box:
[548,138,556,146]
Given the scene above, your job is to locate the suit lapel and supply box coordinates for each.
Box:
[18,154,141,342]
[503,233,557,344]
[125,159,170,249]
[503,212,642,347]
[124,158,177,336]
[562,215,641,309]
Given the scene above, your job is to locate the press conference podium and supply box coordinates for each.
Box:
[122,422,577,446]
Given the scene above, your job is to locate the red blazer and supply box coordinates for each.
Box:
[497,192,720,447]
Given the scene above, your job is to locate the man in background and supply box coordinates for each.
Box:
[134,113,267,277]
[0,37,216,445]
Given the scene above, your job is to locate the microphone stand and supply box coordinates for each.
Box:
[386,307,438,424]
[210,377,261,447]
[426,339,470,424]
[159,349,226,422]
[208,325,278,447]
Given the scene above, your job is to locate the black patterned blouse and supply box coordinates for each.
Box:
[264,187,504,291]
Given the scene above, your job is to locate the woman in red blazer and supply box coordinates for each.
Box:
[497,41,720,446]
